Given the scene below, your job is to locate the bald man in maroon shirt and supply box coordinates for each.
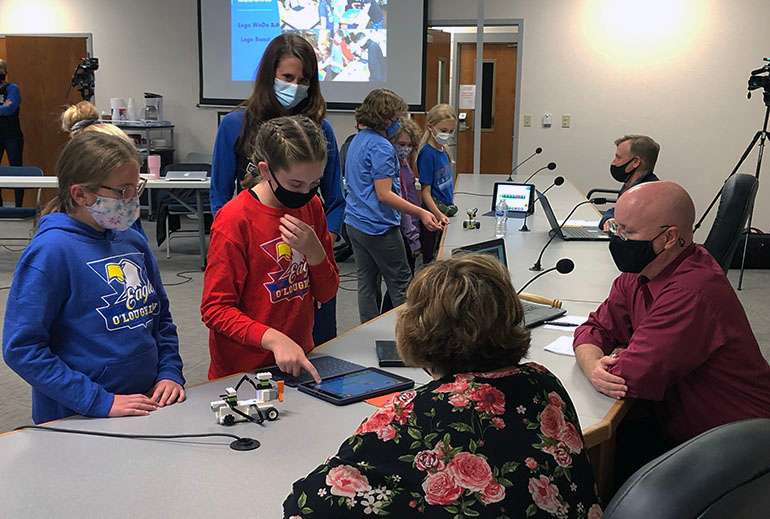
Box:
[574,181,770,457]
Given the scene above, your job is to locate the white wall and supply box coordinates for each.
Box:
[432,0,770,229]
[3,0,770,229]
[0,0,220,161]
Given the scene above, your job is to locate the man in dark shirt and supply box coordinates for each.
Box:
[575,181,770,447]
[599,134,660,230]
[0,58,24,207]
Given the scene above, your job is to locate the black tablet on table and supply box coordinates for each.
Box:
[298,368,414,406]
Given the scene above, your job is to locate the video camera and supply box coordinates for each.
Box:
[71,56,99,101]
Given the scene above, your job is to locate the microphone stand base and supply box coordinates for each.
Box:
[519,221,530,232]
[529,264,543,272]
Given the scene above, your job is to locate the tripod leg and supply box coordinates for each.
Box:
[737,212,753,291]
[694,131,763,232]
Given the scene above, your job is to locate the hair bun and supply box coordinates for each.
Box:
[61,101,100,133]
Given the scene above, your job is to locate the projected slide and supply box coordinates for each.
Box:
[231,0,388,82]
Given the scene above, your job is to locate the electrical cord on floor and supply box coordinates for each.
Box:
[1,244,25,253]
[14,424,261,451]
[163,270,200,287]
[0,286,10,291]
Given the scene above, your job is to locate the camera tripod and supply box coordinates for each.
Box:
[695,90,770,290]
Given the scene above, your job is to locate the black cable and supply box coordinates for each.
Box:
[454,191,492,197]
[0,286,10,291]
[163,270,200,287]
[1,244,26,253]
[15,424,241,442]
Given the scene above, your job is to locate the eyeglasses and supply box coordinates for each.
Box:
[607,221,671,241]
[97,177,147,201]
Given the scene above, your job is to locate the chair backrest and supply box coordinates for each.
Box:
[604,419,770,519]
[0,166,44,177]
[161,163,211,178]
[703,174,759,271]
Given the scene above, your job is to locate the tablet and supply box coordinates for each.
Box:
[491,182,536,215]
[298,368,414,406]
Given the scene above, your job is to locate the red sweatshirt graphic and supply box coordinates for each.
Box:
[201,190,339,379]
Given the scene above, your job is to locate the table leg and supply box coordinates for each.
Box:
[196,190,207,271]
[588,437,617,504]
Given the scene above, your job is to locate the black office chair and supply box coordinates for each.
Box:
[703,174,759,271]
[604,419,770,519]
[586,187,620,204]
[0,166,44,242]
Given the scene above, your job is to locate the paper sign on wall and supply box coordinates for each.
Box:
[459,84,476,109]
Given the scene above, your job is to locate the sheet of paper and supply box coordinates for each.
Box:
[543,315,587,332]
[544,336,576,357]
[459,84,476,109]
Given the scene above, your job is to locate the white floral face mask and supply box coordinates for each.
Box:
[86,195,140,231]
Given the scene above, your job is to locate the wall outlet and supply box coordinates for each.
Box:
[562,114,571,128]
[523,114,532,127]
[542,113,552,127]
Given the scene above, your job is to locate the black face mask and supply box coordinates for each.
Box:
[610,158,637,183]
[608,227,669,273]
[0,73,6,82]
[268,168,318,209]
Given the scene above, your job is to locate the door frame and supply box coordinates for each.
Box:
[429,19,523,174]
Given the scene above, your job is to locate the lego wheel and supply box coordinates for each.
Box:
[463,221,469,229]
[223,414,235,426]
[266,408,279,421]
[474,222,480,229]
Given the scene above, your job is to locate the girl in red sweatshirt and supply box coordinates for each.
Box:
[201,115,339,382]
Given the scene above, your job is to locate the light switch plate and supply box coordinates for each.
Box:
[562,115,571,128]
[523,114,532,127]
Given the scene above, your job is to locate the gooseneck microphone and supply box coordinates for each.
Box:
[517,258,575,294]
[507,146,543,181]
[537,176,564,199]
[530,198,609,271]
[522,162,557,184]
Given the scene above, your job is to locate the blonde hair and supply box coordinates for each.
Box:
[242,115,328,189]
[419,103,457,151]
[396,253,531,375]
[61,101,132,141]
[43,132,141,215]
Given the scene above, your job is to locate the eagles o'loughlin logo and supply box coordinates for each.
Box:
[87,253,159,331]
[260,237,310,304]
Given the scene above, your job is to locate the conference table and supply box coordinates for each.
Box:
[0,174,627,518]
[0,175,210,269]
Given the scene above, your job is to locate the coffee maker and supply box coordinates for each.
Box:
[143,92,163,121]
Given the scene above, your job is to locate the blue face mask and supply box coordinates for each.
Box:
[274,78,309,109]
[385,120,401,138]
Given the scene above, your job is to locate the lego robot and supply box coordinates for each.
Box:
[463,208,480,230]
[210,373,284,426]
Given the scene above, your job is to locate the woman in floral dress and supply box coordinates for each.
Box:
[284,254,602,518]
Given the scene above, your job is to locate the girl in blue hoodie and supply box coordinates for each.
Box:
[3,132,185,424]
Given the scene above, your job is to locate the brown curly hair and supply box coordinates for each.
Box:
[396,253,531,375]
[354,88,408,132]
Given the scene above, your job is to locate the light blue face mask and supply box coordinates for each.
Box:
[274,78,309,109]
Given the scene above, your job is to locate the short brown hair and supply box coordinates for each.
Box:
[43,132,140,215]
[396,254,531,375]
[242,115,327,189]
[355,88,408,131]
[615,134,660,171]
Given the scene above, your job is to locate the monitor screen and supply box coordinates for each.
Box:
[493,183,535,214]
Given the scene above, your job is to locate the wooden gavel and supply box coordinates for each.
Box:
[518,292,563,309]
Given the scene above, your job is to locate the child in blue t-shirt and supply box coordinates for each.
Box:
[344,89,442,323]
[417,103,457,263]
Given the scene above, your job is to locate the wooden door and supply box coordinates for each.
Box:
[1,35,87,206]
[456,42,517,174]
[413,29,451,128]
